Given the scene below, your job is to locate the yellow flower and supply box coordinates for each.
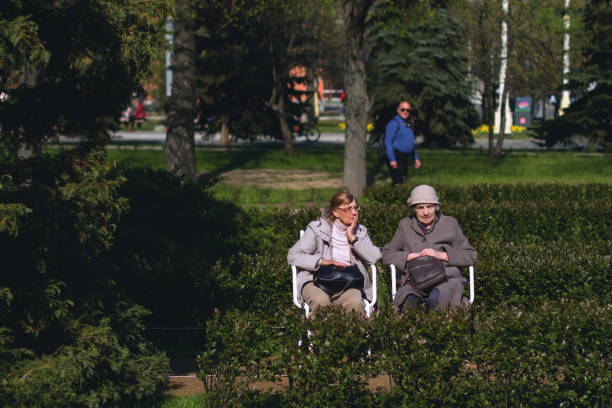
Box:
[472,124,490,137]
[338,122,374,131]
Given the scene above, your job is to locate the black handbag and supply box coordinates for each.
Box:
[314,264,364,295]
[402,256,447,292]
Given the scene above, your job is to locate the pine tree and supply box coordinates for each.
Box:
[368,4,478,147]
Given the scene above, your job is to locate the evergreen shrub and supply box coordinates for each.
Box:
[0,149,169,407]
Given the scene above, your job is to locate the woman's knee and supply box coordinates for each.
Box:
[302,282,331,309]
[337,288,365,316]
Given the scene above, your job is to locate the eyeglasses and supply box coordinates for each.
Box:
[399,108,411,112]
[337,205,360,213]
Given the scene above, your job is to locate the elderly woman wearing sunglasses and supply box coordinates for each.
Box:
[288,190,381,316]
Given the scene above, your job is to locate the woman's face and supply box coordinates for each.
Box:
[413,203,436,224]
[332,199,359,226]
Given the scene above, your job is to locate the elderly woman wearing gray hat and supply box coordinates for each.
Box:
[382,185,477,311]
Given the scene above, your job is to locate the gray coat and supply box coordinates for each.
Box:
[287,217,382,303]
[381,214,477,309]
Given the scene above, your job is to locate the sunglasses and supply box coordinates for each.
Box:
[337,205,360,213]
[399,108,411,112]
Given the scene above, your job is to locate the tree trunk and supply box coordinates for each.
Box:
[274,94,294,156]
[220,108,230,147]
[342,0,373,197]
[165,0,197,179]
[17,65,41,159]
[494,84,510,157]
[492,0,509,158]
[485,81,495,156]
[268,66,293,156]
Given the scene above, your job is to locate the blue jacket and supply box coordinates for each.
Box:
[385,115,419,163]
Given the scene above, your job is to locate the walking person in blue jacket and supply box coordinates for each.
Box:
[384,101,421,185]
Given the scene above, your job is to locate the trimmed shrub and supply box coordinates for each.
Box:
[474,240,612,309]
[363,183,612,205]
[370,306,472,407]
[360,199,612,246]
[464,300,611,407]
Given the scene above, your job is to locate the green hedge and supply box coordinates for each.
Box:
[201,239,612,317]
[360,200,612,245]
[191,181,611,406]
[196,300,610,407]
[474,240,612,308]
[363,183,612,205]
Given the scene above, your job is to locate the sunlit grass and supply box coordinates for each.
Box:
[39,145,607,205]
[127,394,208,408]
[102,146,612,183]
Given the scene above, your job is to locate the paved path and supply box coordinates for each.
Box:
[53,130,589,150]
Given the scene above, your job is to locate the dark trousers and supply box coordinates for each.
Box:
[386,149,413,185]
[404,289,440,311]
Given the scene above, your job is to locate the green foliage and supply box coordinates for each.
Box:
[0,149,168,407]
[5,314,169,408]
[195,300,610,407]
[465,300,611,407]
[195,0,339,141]
[109,166,246,325]
[197,310,275,408]
[535,0,612,147]
[368,4,479,147]
[0,0,171,148]
[198,307,374,407]
[371,306,472,406]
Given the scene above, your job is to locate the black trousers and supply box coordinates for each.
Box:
[386,149,413,185]
[404,288,440,311]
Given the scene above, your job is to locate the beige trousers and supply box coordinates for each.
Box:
[301,282,365,316]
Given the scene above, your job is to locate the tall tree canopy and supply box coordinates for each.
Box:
[195,0,339,155]
[454,0,585,154]
[536,0,612,148]
[0,0,171,157]
[368,0,479,148]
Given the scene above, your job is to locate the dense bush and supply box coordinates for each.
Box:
[110,167,246,325]
[0,149,169,407]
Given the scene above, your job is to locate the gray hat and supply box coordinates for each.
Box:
[407,185,440,206]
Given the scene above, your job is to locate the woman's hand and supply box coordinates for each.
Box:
[418,248,448,261]
[406,252,421,262]
[407,249,448,262]
[345,216,358,244]
[320,259,349,267]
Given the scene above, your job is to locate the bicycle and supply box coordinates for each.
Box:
[292,121,321,143]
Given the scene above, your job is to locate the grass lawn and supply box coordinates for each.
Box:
[98,145,612,205]
[103,145,612,182]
